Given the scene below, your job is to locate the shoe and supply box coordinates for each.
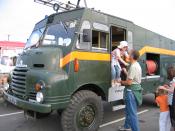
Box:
[118,126,131,131]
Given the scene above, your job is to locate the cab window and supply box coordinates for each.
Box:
[92,30,109,52]
[127,31,133,50]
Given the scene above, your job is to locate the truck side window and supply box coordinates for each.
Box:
[92,30,109,52]
[127,31,133,50]
[76,20,91,50]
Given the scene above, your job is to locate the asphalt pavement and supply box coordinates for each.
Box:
[0,94,159,131]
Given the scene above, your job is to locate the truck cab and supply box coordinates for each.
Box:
[4,8,112,131]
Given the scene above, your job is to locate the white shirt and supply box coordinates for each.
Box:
[111,48,120,66]
[128,61,142,84]
[111,48,128,69]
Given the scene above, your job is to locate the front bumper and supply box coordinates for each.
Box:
[3,91,52,113]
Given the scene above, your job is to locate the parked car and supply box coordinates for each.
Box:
[0,55,17,97]
[0,56,16,74]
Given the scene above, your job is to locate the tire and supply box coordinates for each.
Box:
[61,90,104,131]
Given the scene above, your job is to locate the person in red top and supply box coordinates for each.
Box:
[156,87,171,131]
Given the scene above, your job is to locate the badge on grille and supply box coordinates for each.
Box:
[16,60,28,68]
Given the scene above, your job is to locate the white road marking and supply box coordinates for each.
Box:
[100,109,149,128]
[0,111,23,117]
[0,109,149,127]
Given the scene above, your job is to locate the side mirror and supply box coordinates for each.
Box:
[83,29,91,42]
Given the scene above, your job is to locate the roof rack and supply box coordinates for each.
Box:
[34,0,87,12]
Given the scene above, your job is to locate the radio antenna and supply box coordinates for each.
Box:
[76,0,81,8]
[76,0,88,8]
[84,0,87,8]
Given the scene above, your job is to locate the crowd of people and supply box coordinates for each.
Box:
[156,66,175,131]
[111,41,175,131]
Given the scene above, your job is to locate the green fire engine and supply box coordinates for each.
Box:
[3,0,175,131]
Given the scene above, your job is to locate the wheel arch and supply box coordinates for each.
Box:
[73,84,106,101]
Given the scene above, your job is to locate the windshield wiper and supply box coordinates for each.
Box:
[36,28,45,47]
[60,21,68,34]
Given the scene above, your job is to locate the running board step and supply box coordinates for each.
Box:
[112,105,125,111]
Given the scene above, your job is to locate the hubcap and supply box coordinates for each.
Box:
[77,105,95,127]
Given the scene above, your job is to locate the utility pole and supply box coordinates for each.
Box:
[7,34,10,41]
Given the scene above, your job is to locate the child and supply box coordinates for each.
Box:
[155,88,171,131]
[111,41,129,86]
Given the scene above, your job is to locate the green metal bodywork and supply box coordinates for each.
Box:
[4,8,175,113]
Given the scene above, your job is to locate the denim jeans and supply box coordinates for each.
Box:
[111,64,121,80]
[124,90,140,131]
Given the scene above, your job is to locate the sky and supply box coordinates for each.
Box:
[0,0,175,42]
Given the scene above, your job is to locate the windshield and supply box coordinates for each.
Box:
[25,28,45,49]
[42,20,77,47]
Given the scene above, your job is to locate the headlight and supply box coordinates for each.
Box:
[4,83,9,91]
[36,92,44,103]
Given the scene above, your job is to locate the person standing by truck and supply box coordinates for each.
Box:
[118,50,142,131]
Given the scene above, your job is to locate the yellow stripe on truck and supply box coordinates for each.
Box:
[60,51,110,68]
[139,46,175,57]
[60,46,175,68]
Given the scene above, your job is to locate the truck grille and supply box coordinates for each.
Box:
[11,67,28,99]
[29,90,37,100]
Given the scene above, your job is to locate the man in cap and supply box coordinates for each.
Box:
[118,50,142,131]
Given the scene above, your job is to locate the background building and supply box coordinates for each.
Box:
[0,41,24,57]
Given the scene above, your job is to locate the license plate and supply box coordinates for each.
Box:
[7,96,17,105]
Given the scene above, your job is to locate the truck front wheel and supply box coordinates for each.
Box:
[61,90,104,131]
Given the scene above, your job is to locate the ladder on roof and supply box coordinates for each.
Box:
[34,0,88,12]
